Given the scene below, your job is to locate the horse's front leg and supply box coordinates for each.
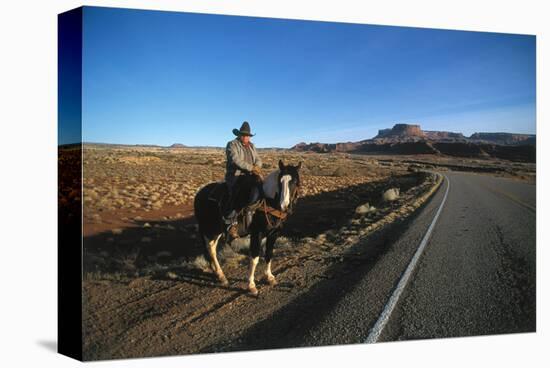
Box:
[247,229,262,296]
[264,232,277,286]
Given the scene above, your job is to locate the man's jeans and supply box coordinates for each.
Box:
[222,178,238,225]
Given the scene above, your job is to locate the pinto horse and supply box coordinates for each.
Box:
[193,160,302,296]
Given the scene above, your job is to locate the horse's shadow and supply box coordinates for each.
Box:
[152,267,245,293]
[150,265,284,299]
[83,172,425,282]
[83,215,204,278]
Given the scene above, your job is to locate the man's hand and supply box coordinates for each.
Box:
[251,165,263,179]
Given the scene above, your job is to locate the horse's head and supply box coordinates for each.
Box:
[276,159,302,212]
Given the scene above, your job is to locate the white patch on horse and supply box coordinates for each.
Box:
[248,256,259,284]
[262,169,280,199]
[280,175,292,211]
[205,234,226,284]
[248,256,260,295]
[265,260,276,285]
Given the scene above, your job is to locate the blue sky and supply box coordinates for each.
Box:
[79,6,536,148]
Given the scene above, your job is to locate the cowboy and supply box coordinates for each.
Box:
[222,121,263,238]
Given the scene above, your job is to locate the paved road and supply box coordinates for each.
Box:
[292,171,536,345]
[380,172,536,341]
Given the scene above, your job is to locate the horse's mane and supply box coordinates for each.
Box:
[262,169,280,199]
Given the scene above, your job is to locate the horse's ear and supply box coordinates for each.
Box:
[278,159,285,170]
[296,161,302,170]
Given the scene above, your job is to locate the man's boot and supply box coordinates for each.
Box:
[227,220,239,240]
[223,212,239,240]
[222,190,239,240]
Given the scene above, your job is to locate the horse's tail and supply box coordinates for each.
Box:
[193,182,226,262]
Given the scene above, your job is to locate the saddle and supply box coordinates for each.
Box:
[207,181,262,231]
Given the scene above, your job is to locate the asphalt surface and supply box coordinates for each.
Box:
[289,171,536,346]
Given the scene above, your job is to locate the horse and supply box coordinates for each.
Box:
[193,159,302,296]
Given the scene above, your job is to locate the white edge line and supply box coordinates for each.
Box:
[364,173,450,344]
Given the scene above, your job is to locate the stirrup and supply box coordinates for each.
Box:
[222,210,237,224]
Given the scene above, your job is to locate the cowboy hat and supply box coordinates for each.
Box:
[232,121,255,137]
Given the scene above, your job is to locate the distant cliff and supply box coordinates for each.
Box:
[375,124,425,139]
[425,130,466,141]
[291,123,535,162]
[469,132,535,146]
[373,123,467,142]
[292,142,359,153]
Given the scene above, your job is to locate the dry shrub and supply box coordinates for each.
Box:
[332,166,349,177]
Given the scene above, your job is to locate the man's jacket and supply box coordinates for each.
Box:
[225,138,262,184]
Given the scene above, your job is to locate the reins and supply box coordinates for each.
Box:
[261,182,300,228]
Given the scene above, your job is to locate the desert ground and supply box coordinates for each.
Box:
[72,144,534,360]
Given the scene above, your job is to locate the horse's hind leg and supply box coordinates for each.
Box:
[264,233,277,286]
[247,230,262,296]
[204,233,228,285]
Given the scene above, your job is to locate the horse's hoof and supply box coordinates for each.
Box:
[248,286,259,296]
[218,275,229,286]
[267,277,278,286]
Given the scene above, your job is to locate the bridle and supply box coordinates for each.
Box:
[261,174,300,228]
